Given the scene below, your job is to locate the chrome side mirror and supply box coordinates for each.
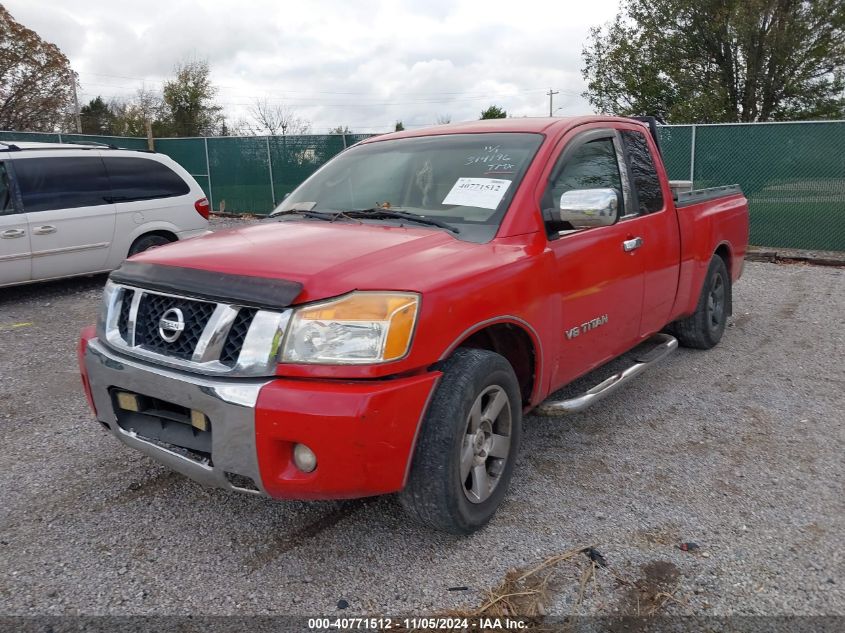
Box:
[557,188,619,228]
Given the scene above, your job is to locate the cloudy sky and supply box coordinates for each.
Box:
[7,0,620,134]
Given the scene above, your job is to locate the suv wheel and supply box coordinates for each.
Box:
[129,234,172,256]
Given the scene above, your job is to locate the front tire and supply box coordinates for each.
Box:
[672,255,730,349]
[400,348,522,534]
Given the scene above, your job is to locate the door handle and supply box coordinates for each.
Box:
[1,229,25,239]
[622,237,643,252]
[33,225,57,235]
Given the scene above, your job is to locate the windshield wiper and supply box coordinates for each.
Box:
[344,208,460,234]
[270,209,339,222]
[272,206,460,234]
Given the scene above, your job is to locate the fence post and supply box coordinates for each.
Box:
[342,133,347,149]
[57,133,62,144]
[689,124,697,185]
[266,136,276,207]
[203,137,215,212]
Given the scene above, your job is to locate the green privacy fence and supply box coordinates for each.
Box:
[0,130,373,216]
[0,130,150,150]
[3,123,845,250]
[154,134,374,213]
[658,121,845,251]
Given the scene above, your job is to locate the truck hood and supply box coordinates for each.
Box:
[130,220,510,304]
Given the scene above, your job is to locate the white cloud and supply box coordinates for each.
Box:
[6,0,620,133]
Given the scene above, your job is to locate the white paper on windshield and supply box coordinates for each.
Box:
[442,178,511,210]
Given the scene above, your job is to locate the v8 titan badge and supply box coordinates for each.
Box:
[566,314,609,340]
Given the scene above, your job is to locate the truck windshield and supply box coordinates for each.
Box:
[271,133,543,242]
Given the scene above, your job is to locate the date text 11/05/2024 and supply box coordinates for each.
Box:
[307,617,529,630]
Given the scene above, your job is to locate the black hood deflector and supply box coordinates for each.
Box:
[110,261,303,310]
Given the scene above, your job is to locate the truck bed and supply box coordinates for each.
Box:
[676,184,743,207]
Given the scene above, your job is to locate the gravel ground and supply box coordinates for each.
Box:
[0,221,842,617]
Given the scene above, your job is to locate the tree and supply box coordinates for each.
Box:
[394,120,405,131]
[329,125,352,134]
[480,105,507,119]
[0,5,76,131]
[435,114,452,125]
[108,86,166,137]
[242,97,311,135]
[79,96,115,134]
[582,0,845,123]
[161,59,222,136]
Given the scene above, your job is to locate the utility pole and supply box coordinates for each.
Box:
[72,78,82,133]
[546,88,559,117]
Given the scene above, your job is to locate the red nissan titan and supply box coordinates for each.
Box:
[79,116,749,534]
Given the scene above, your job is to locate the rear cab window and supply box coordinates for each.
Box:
[103,157,190,202]
[14,156,110,212]
[620,130,664,214]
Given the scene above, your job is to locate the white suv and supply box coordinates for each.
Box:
[0,141,210,288]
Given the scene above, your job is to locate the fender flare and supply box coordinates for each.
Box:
[438,314,545,404]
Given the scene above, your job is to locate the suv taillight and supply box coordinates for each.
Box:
[194,197,211,219]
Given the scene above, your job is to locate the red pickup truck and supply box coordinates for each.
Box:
[79,116,748,534]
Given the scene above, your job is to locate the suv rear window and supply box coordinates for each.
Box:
[0,162,13,214]
[103,157,190,201]
[14,157,110,212]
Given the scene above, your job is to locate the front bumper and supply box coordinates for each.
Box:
[81,334,440,499]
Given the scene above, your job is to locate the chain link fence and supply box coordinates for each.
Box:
[658,121,845,251]
[3,123,844,251]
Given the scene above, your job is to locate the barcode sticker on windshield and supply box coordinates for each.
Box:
[442,178,511,210]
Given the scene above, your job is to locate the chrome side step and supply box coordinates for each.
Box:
[535,333,678,416]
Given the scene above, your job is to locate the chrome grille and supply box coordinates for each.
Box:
[220,307,257,366]
[134,294,215,359]
[101,282,290,377]
[117,290,133,339]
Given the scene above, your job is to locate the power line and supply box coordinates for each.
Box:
[79,89,582,108]
[79,72,561,98]
[77,74,583,106]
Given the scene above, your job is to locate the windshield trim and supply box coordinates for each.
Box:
[355,129,546,148]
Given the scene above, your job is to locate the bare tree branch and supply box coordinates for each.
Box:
[245,98,312,136]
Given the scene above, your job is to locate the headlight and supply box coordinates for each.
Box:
[281,292,419,364]
[96,280,119,338]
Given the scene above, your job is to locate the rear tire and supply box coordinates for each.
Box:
[128,234,173,256]
[672,255,730,349]
[400,348,522,534]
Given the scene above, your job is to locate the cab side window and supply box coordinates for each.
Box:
[550,139,623,209]
[545,138,624,233]
[0,162,13,214]
[621,130,664,214]
[14,157,110,213]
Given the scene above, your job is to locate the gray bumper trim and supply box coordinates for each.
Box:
[85,338,270,495]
